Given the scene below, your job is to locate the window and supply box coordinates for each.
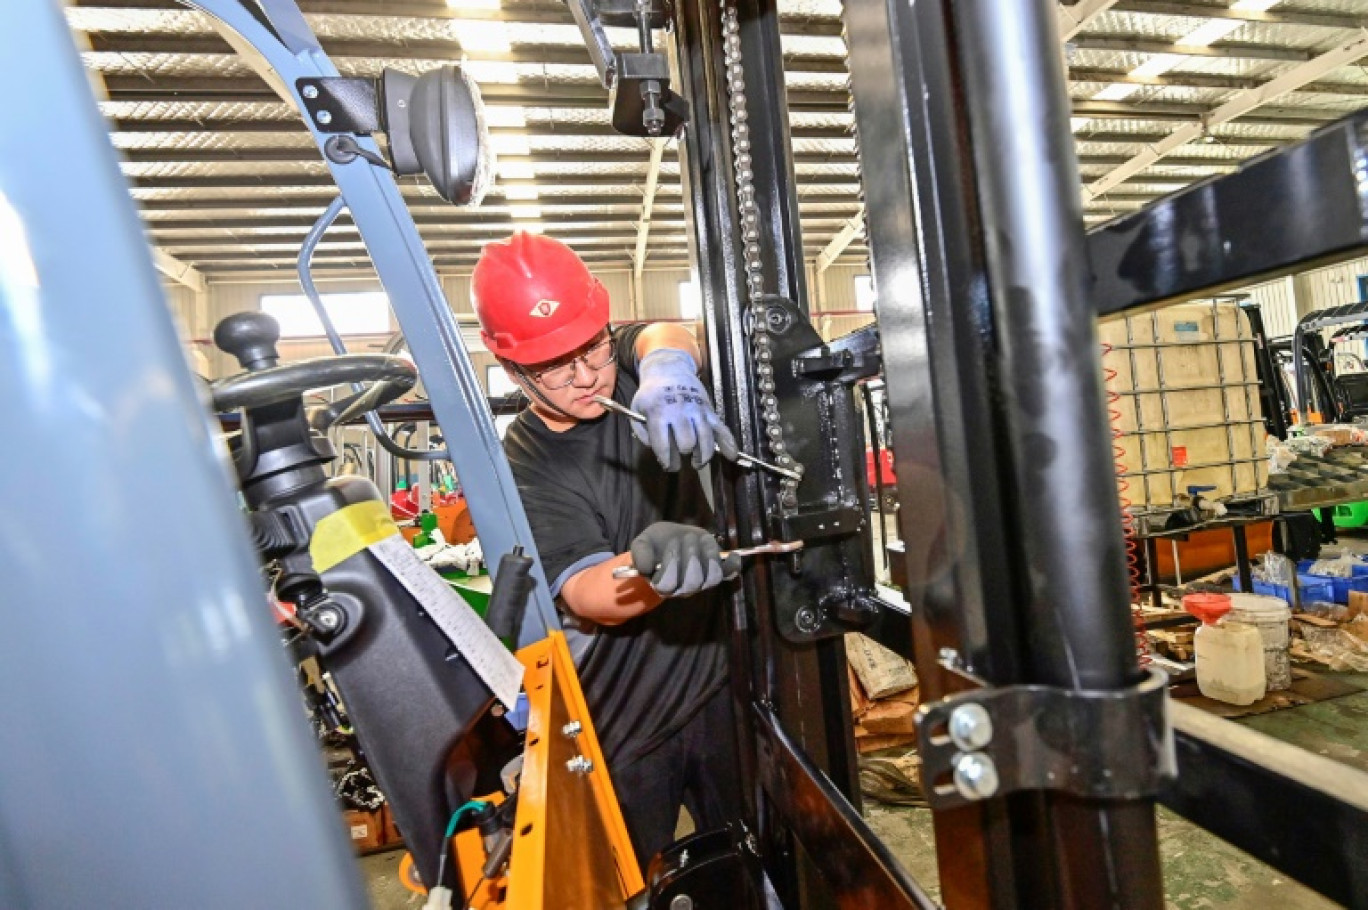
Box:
[679,279,702,321]
[854,275,876,313]
[486,363,519,398]
[260,292,391,338]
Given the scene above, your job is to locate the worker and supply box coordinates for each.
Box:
[472,232,743,872]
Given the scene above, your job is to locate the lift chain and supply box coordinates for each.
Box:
[719,3,803,509]
[916,667,1176,810]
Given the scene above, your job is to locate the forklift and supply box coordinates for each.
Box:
[6,1,1368,909]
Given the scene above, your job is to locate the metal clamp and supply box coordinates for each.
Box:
[916,667,1175,810]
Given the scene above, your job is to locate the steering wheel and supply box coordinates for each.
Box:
[211,312,417,418]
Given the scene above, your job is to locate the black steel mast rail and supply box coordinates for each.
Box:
[1089,110,1368,317]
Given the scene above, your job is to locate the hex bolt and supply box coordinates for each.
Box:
[562,720,582,738]
[301,84,319,99]
[315,607,341,631]
[953,751,1000,801]
[317,110,333,125]
[937,647,959,666]
[948,703,993,752]
[566,755,594,775]
[670,896,694,910]
[794,608,820,633]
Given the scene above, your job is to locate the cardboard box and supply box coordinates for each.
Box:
[343,809,384,852]
[845,633,918,698]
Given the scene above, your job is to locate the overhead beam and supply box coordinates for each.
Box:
[1111,1,1367,31]
[152,248,207,292]
[815,208,864,273]
[1072,34,1310,62]
[1057,0,1120,42]
[1086,30,1368,199]
[1069,66,1368,97]
[131,193,865,212]
[67,0,847,36]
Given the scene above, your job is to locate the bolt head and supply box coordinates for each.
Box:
[565,756,594,775]
[562,720,583,738]
[794,608,819,633]
[670,896,694,910]
[302,84,319,99]
[317,110,333,125]
[953,752,1000,801]
[938,647,959,666]
[317,608,340,630]
[948,703,993,752]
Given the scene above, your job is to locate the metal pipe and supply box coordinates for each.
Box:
[950,0,1162,904]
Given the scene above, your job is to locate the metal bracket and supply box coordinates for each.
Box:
[295,77,380,134]
[916,667,1175,809]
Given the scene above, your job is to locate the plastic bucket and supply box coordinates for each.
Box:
[1227,592,1292,691]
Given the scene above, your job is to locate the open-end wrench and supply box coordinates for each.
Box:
[612,539,804,579]
[592,395,803,481]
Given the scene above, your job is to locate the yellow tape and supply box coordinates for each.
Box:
[310,500,401,574]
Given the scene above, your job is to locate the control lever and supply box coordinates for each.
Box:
[612,540,804,579]
[484,546,535,644]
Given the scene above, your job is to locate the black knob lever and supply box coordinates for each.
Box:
[215,312,282,372]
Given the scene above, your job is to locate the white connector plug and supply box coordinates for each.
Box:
[422,885,454,910]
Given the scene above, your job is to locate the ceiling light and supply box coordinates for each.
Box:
[458,22,512,53]
[461,61,522,84]
[508,204,542,220]
[499,160,535,179]
[481,106,526,129]
[490,132,531,156]
[503,184,540,200]
[1177,20,1242,49]
[1092,83,1140,102]
[1128,54,1182,79]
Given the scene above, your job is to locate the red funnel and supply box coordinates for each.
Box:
[1183,592,1232,626]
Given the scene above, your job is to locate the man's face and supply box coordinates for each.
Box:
[512,328,617,424]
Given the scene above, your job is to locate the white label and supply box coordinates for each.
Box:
[369,535,524,709]
[350,824,368,840]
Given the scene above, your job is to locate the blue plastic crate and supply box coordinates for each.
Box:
[1294,560,1368,604]
[1233,573,1335,604]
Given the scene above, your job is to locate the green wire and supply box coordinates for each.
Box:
[444,800,489,839]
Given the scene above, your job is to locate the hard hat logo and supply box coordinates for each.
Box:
[531,299,560,318]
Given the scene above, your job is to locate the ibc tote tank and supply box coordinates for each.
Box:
[1098,299,1268,512]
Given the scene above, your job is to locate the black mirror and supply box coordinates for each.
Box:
[381,66,493,206]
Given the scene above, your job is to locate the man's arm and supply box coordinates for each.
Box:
[634,322,701,369]
[559,554,663,626]
[558,522,743,625]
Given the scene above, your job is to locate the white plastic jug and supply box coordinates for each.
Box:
[1195,621,1266,706]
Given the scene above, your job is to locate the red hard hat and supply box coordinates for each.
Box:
[472,232,610,364]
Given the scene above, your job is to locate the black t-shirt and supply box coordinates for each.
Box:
[502,324,728,766]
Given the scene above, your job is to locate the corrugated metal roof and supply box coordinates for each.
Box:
[65,0,1368,279]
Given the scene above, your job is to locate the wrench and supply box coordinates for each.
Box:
[592,395,803,481]
[612,539,804,579]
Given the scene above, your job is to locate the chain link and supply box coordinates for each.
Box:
[720,4,803,509]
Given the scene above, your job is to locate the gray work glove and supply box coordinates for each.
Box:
[630,348,739,471]
[629,522,743,597]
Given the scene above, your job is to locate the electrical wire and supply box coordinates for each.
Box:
[433,800,490,892]
[464,874,488,909]
[297,195,448,462]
